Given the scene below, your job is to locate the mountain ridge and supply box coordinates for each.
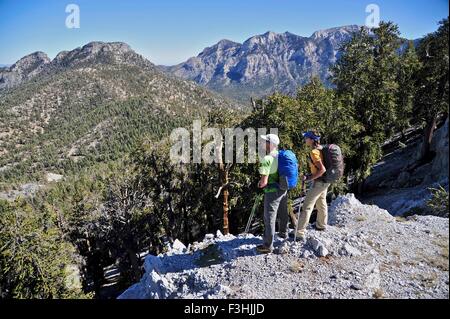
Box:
[0,41,155,91]
[159,25,418,102]
[0,41,243,186]
[157,25,363,102]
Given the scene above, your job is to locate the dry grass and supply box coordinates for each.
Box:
[373,288,384,299]
[403,259,420,266]
[366,239,385,255]
[319,255,334,264]
[355,215,367,222]
[424,255,449,271]
[411,272,439,288]
[290,261,305,273]
[433,239,449,258]
[379,262,390,272]
[419,239,450,271]
[395,216,408,222]
[388,259,403,268]
[441,246,449,259]
[391,248,401,256]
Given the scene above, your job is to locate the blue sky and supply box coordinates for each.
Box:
[0,0,448,65]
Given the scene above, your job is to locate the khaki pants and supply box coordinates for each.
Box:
[296,180,330,237]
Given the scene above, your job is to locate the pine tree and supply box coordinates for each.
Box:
[0,199,86,298]
[413,18,449,163]
[331,22,404,189]
[396,41,421,136]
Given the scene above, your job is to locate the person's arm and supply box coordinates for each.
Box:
[308,160,326,181]
[303,149,326,181]
[258,155,272,188]
[258,175,269,188]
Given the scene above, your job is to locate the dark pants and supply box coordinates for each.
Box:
[263,189,288,250]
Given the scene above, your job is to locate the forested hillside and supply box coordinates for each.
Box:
[0,42,243,189]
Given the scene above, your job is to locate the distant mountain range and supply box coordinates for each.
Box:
[1,25,420,104]
[159,25,419,102]
[0,41,241,184]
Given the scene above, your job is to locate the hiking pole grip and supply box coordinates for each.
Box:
[301,179,306,196]
[245,192,263,234]
[293,180,306,243]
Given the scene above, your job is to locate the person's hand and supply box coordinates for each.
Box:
[258,175,268,188]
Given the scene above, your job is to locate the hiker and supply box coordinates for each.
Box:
[256,134,289,253]
[295,130,330,241]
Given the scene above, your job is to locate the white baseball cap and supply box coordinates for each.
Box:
[260,134,280,146]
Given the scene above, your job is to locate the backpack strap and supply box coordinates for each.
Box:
[309,146,327,182]
[308,148,323,171]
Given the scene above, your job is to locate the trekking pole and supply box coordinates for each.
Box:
[245,192,263,234]
[293,179,306,243]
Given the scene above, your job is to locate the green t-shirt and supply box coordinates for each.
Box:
[258,150,279,193]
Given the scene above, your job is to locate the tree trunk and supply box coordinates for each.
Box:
[356,178,365,195]
[183,205,190,244]
[220,165,230,235]
[419,115,438,163]
[127,248,141,282]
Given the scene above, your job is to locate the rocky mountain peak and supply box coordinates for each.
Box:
[81,41,133,54]
[199,39,241,58]
[0,42,154,91]
[310,25,361,40]
[49,41,150,69]
[215,39,240,49]
[161,25,374,102]
[0,51,51,90]
[243,31,293,47]
[10,51,50,74]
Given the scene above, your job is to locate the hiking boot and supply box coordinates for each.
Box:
[294,233,306,243]
[277,232,288,239]
[256,245,272,254]
[313,224,326,231]
[274,243,289,255]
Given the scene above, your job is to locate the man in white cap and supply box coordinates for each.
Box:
[256,134,289,253]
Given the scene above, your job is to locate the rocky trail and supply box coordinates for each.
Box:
[119,194,449,299]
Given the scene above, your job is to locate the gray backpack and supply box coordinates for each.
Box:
[320,144,344,183]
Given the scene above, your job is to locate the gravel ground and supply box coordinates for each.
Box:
[119,194,449,299]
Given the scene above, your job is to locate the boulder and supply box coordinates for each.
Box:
[426,118,449,184]
[339,243,362,257]
[364,263,381,291]
[143,255,163,273]
[172,239,187,253]
[46,172,64,182]
[117,282,146,299]
[317,245,329,257]
[394,171,411,188]
[307,238,329,257]
[216,230,224,238]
